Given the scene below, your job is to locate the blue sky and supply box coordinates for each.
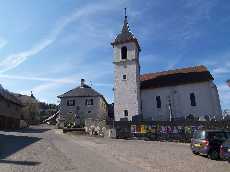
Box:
[0,0,230,109]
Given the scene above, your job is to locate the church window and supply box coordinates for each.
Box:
[121,46,127,60]
[124,110,128,116]
[122,74,127,80]
[190,93,196,106]
[67,99,75,106]
[156,96,161,108]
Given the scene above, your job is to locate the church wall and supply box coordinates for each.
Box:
[141,81,222,121]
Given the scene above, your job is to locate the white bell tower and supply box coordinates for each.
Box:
[111,8,141,121]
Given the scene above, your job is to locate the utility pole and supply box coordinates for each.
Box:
[167,96,173,122]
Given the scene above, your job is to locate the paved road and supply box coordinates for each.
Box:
[0,125,229,172]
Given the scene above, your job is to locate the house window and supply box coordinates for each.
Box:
[156,96,161,108]
[190,93,196,106]
[67,99,75,106]
[122,74,127,80]
[85,99,94,105]
[76,106,80,110]
[88,111,91,113]
[124,110,128,116]
[121,46,127,60]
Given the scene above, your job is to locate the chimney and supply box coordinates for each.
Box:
[81,79,85,88]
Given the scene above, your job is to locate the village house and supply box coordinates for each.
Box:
[0,85,23,129]
[112,13,222,121]
[57,79,108,128]
[14,92,40,124]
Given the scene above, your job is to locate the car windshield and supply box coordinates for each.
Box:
[193,131,206,139]
[208,132,227,140]
[226,132,230,139]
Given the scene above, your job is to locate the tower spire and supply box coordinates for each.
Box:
[111,8,141,51]
[122,8,129,33]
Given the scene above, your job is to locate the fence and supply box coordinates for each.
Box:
[107,120,230,142]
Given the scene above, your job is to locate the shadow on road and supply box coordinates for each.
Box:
[14,127,50,133]
[0,134,41,159]
[0,159,40,166]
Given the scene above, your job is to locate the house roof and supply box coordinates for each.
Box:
[0,85,23,106]
[14,94,38,105]
[140,65,214,89]
[111,15,141,51]
[58,84,103,98]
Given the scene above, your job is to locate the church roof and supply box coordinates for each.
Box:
[140,65,214,89]
[58,84,103,98]
[111,11,141,51]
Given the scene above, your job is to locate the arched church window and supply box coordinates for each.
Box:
[190,93,196,106]
[156,96,161,108]
[121,46,127,59]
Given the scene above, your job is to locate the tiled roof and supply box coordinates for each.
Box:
[57,84,103,98]
[14,94,38,105]
[140,65,213,89]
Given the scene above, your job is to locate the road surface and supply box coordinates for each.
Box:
[0,125,229,172]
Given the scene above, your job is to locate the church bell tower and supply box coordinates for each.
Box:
[111,9,141,121]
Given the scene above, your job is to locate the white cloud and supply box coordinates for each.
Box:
[0,74,75,83]
[217,84,230,109]
[212,67,230,74]
[0,2,120,74]
[0,38,7,49]
[217,83,230,109]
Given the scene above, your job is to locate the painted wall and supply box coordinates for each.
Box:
[141,81,222,121]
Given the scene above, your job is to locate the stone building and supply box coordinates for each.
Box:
[0,85,23,129]
[14,92,40,124]
[57,79,108,127]
[112,13,222,121]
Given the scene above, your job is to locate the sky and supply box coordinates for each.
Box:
[0,0,230,109]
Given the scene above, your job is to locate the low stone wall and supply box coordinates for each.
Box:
[84,118,107,136]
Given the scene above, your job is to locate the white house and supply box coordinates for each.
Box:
[111,13,222,121]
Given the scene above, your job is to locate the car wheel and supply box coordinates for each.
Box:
[208,150,219,160]
[192,151,199,155]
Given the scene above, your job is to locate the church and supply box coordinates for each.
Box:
[111,12,222,122]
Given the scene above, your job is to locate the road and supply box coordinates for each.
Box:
[0,125,229,172]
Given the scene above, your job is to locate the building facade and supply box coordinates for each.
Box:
[0,85,23,129]
[57,79,108,127]
[112,14,222,121]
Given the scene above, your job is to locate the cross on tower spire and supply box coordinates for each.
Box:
[124,8,127,18]
[122,8,129,33]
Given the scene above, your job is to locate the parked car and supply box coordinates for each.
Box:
[220,138,230,161]
[191,130,230,160]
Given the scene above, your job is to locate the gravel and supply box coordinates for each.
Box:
[0,125,229,172]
